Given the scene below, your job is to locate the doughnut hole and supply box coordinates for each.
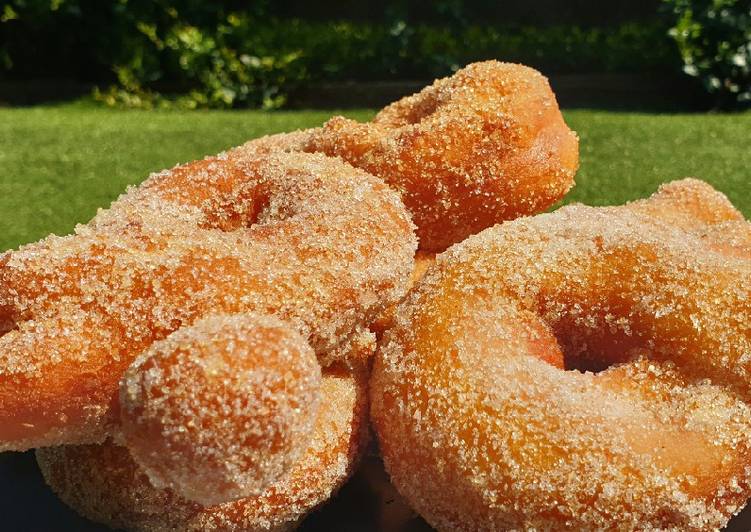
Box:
[0,254,20,336]
[119,313,321,506]
[0,305,16,336]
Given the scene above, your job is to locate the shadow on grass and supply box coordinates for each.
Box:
[3,73,745,114]
[0,80,94,107]
[287,73,724,114]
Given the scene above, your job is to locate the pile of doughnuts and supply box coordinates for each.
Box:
[1,59,749,531]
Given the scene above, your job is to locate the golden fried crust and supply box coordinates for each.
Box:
[120,314,323,506]
[371,179,751,531]
[38,363,370,532]
[370,251,436,339]
[306,61,579,251]
[0,135,416,451]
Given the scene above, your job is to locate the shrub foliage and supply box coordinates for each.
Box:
[6,1,748,108]
[665,0,751,107]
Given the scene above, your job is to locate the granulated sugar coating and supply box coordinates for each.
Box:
[120,314,322,506]
[370,251,437,340]
[0,138,416,451]
[371,179,751,531]
[305,61,579,252]
[37,362,369,532]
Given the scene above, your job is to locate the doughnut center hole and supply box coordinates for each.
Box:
[0,307,17,338]
[555,328,632,375]
[563,351,615,374]
[392,96,442,126]
[204,192,272,233]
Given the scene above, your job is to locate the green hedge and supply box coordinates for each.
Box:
[0,1,683,108]
[665,0,751,108]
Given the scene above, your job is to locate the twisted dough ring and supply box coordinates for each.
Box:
[306,61,579,251]
[372,179,751,530]
[38,360,369,532]
[0,142,416,452]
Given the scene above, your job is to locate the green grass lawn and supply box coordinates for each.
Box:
[1,101,749,251]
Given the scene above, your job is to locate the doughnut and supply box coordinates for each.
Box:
[119,313,322,505]
[0,145,416,451]
[37,361,370,532]
[305,61,579,251]
[370,251,436,339]
[371,178,751,530]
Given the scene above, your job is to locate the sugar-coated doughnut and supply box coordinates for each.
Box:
[306,61,579,251]
[120,313,322,505]
[370,251,436,339]
[38,362,369,531]
[372,179,751,530]
[0,144,416,451]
